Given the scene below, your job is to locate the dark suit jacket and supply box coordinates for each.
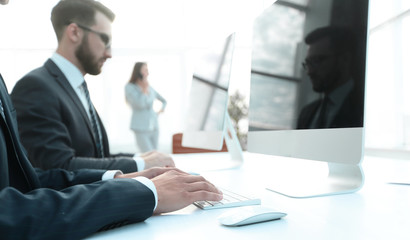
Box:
[11,59,138,173]
[1,74,154,239]
[297,89,364,129]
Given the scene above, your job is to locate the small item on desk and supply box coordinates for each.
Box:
[218,206,286,227]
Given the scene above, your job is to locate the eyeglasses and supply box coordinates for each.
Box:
[302,54,334,70]
[75,23,111,49]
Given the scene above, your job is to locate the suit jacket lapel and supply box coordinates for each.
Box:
[0,76,11,189]
[43,60,110,154]
[43,60,96,137]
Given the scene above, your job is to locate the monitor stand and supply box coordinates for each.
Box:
[175,111,244,172]
[222,111,244,168]
[198,111,244,170]
[266,161,364,198]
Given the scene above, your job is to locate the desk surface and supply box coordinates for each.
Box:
[87,152,410,240]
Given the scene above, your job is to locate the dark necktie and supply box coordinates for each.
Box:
[81,81,104,158]
[0,99,5,120]
[317,96,329,128]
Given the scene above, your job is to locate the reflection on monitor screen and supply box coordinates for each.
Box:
[248,0,369,198]
[182,33,235,150]
[181,33,244,171]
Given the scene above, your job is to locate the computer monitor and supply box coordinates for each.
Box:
[181,33,243,170]
[247,0,369,197]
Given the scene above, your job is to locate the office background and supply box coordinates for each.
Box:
[0,0,409,157]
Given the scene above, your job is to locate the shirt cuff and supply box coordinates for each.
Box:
[133,176,158,211]
[102,170,123,180]
[133,153,145,171]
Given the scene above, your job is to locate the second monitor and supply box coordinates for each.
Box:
[181,33,243,170]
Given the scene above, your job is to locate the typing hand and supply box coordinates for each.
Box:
[142,151,175,169]
[152,170,223,214]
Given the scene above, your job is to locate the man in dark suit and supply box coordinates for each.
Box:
[11,0,173,173]
[0,0,222,238]
[297,26,364,129]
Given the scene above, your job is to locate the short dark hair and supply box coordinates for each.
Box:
[304,26,356,55]
[51,0,115,41]
[129,62,147,84]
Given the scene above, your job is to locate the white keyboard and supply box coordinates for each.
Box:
[194,188,261,210]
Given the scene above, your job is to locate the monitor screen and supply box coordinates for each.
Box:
[182,33,235,150]
[249,0,367,131]
[247,0,369,197]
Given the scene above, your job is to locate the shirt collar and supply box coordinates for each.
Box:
[50,52,85,90]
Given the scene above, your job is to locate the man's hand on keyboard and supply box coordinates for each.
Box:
[152,170,223,214]
[141,150,176,169]
[115,167,184,179]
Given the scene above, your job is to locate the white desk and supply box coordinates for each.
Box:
[87,152,410,240]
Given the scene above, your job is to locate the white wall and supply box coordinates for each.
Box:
[365,0,410,152]
[2,0,409,156]
[0,0,274,154]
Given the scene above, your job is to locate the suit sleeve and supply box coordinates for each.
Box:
[35,167,106,190]
[153,88,167,111]
[11,74,139,173]
[0,178,155,240]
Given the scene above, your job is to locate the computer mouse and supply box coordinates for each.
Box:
[218,206,286,226]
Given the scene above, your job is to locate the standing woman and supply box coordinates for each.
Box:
[125,62,167,152]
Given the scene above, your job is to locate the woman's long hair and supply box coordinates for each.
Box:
[128,62,146,84]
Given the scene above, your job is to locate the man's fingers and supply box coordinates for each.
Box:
[178,174,223,197]
[184,181,221,194]
[159,167,187,175]
[188,190,223,202]
[164,160,176,168]
[141,151,155,157]
[181,175,220,191]
[148,167,187,178]
[179,174,208,183]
